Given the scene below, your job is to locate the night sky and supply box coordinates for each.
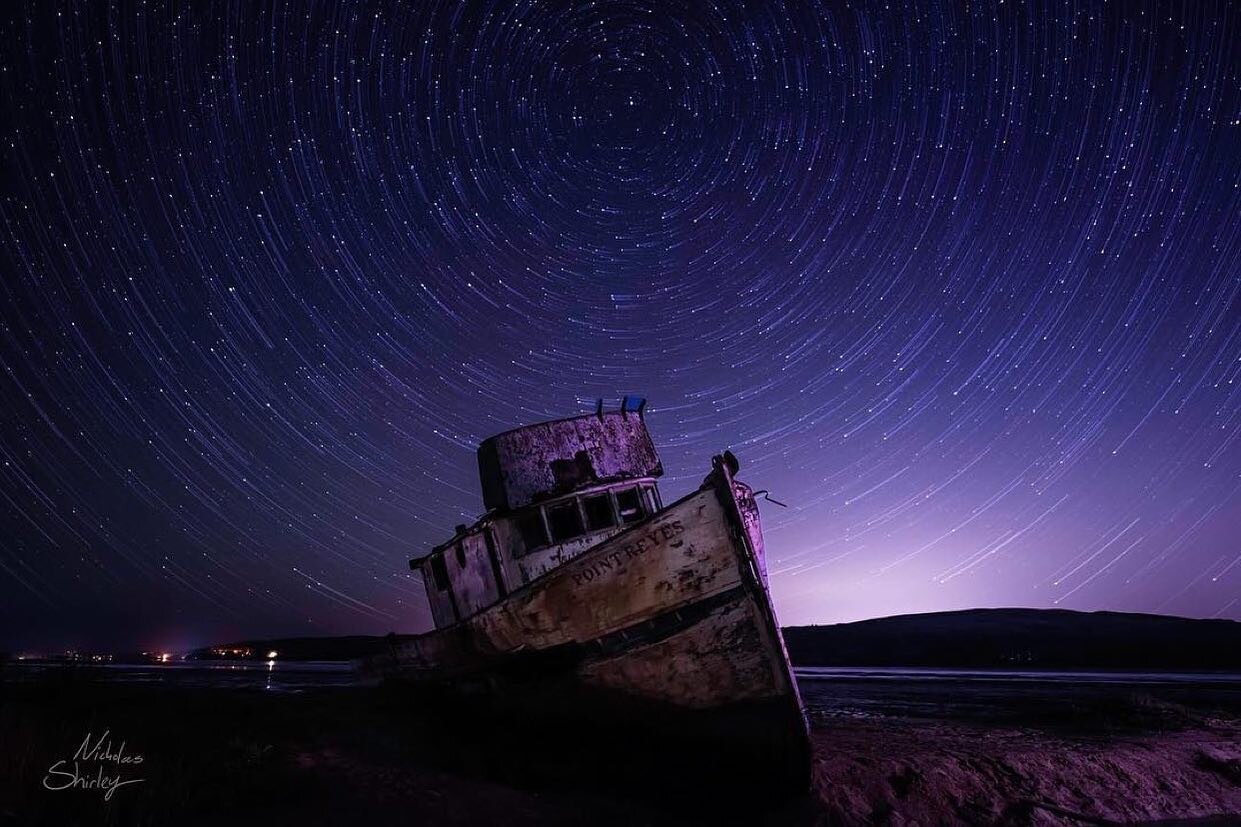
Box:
[1,1,1237,652]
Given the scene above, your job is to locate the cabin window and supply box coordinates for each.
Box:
[455,543,466,568]
[616,487,646,524]
[583,493,616,531]
[429,555,450,591]
[646,486,662,511]
[547,501,586,542]
[516,510,549,553]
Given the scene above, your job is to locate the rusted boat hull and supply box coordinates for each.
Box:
[365,463,809,795]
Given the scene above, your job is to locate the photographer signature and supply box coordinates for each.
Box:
[42,730,145,801]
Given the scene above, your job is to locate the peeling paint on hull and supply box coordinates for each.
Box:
[365,465,810,795]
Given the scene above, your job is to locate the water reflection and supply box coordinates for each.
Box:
[4,659,357,691]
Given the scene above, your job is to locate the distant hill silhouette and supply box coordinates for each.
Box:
[194,609,1241,669]
[783,608,1241,669]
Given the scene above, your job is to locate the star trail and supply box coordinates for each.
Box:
[0,0,1237,651]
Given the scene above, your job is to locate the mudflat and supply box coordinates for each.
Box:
[2,667,1238,825]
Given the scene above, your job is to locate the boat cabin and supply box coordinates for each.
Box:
[412,400,665,630]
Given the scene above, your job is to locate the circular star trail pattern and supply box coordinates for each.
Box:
[0,1,1238,649]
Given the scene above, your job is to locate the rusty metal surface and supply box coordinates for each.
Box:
[378,480,797,714]
[714,459,809,741]
[446,533,501,618]
[509,526,627,585]
[577,598,781,708]
[476,412,662,511]
[473,489,737,654]
[732,482,767,582]
[419,529,499,628]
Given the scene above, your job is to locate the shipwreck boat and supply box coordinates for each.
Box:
[365,400,810,797]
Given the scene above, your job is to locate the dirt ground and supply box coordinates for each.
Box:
[1,672,1239,826]
[810,720,1241,825]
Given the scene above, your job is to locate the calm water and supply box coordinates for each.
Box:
[7,661,1240,723]
[795,667,1241,724]
[4,659,357,691]
[795,666,1241,684]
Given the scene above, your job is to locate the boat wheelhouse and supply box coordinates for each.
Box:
[413,401,669,626]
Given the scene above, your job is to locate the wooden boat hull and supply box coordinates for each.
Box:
[364,465,810,796]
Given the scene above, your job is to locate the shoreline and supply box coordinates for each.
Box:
[2,671,1239,825]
